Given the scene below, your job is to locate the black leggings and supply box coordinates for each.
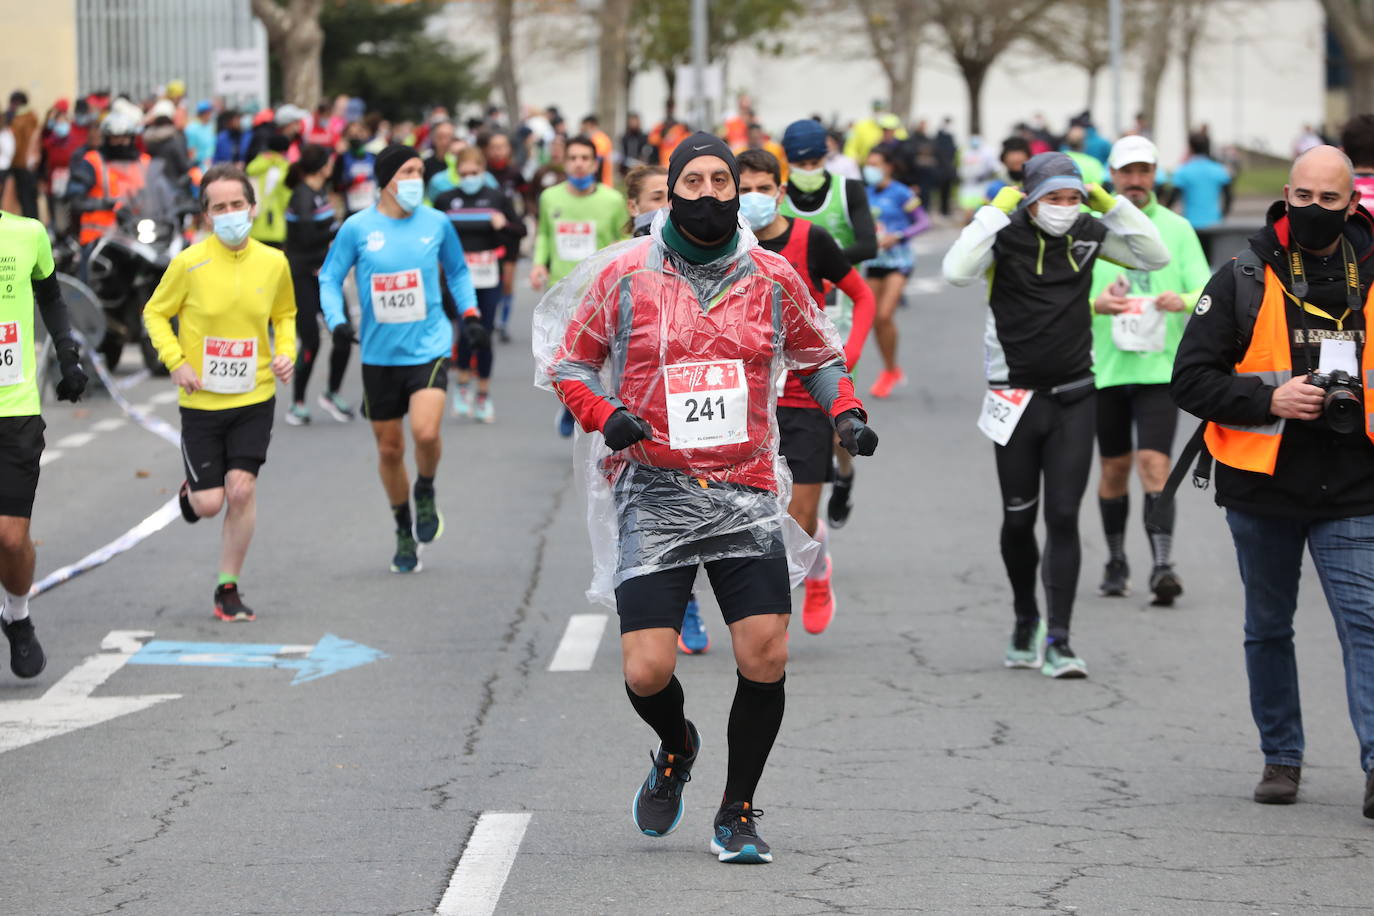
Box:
[993,388,1096,640]
[292,263,352,403]
[454,285,501,380]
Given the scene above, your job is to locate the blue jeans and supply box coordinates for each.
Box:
[1226,509,1374,774]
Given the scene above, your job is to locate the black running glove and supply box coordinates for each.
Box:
[332,322,358,347]
[54,338,88,402]
[602,408,653,450]
[463,315,491,350]
[835,409,878,457]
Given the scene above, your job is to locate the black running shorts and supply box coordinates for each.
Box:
[0,415,45,518]
[777,406,834,485]
[1096,383,1179,458]
[614,555,791,634]
[180,398,274,492]
[361,357,449,421]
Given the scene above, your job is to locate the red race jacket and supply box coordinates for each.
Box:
[551,239,864,491]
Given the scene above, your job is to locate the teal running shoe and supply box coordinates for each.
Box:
[711,802,772,864]
[631,720,700,837]
[390,529,421,574]
[1004,617,1047,669]
[414,486,444,544]
[1042,639,1088,679]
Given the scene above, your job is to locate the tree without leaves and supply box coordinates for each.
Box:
[929,0,1061,135]
[628,0,799,119]
[1321,0,1374,116]
[1136,0,1175,136]
[596,0,633,130]
[251,0,325,107]
[1176,0,1217,138]
[854,0,926,122]
[493,0,520,121]
[1024,0,1120,113]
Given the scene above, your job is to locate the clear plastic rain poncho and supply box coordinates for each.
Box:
[534,210,848,606]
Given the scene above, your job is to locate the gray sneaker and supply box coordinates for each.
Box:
[1254,764,1300,804]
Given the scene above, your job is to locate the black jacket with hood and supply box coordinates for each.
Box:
[1172,201,1374,519]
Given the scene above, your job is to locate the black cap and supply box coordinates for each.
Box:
[667,131,739,193]
[374,144,421,190]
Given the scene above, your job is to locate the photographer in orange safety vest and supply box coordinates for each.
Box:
[1172,145,1374,819]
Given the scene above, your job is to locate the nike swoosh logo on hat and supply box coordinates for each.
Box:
[692,144,711,151]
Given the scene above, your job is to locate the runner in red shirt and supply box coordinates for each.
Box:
[735,148,876,635]
[536,133,878,864]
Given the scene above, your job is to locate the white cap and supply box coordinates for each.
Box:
[275,104,309,127]
[1108,135,1158,169]
[149,99,176,121]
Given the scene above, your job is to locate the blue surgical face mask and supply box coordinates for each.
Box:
[212,208,252,246]
[862,165,884,186]
[567,173,596,192]
[53,120,71,139]
[395,178,424,211]
[239,115,252,132]
[457,175,484,195]
[738,191,778,232]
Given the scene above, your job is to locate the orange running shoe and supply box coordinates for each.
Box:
[802,557,835,634]
[869,367,906,398]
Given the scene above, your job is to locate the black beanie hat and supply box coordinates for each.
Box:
[374,143,421,189]
[667,131,739,192]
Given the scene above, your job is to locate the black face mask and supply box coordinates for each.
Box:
[1288,201,1349,251]
[668,192,739,245]
[1007,169,1025,182]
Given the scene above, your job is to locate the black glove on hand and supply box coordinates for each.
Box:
[463,315,491,350]
[602,408,653,450]
[55,340,88,403]
[332,323,358,347]
[835,409,878,457]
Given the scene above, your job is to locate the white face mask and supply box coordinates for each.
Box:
[1033,202,1079,237]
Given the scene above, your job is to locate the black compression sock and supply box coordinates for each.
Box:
[625,676,692,757]
[414,475,435,496]
[392,502,412,534]
[1100,495,1128,562]
[723,671,786,807]
[1143,491,1174,566]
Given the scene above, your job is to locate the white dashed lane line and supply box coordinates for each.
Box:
[91,418,126,433]
[39,450,63,467]
[43,379,172,466]
[150,389,180,405]
[547,613,608,672]
[55,432,97,449]
[435,812,532,916]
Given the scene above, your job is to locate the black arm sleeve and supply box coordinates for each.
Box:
[841,179,878,265]
[807,224,853,286]
[501,190,526,240]
[1171,262,1277,426]
[34,271,75,345]
[438,268,460,322]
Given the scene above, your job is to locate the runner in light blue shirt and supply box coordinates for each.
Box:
[1169,133,1232,230]
[319,145,485,575]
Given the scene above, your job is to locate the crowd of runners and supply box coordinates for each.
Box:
[3,76,1374,863]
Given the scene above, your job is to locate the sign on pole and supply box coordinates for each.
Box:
[213,48,266,101]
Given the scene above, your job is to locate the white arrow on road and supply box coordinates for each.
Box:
[0,630,180,756]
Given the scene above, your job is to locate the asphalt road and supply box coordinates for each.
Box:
[2,228,1372,915]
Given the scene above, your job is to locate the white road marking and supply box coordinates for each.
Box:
[547,613,608,671]
[908,276,945,295]
[150,389,180,405]
[91,418,127,433]
[55,432,96,448]
[129,402,156,413]
[436,812,532,916]
[0,630,179,755]
[39,450,63,467]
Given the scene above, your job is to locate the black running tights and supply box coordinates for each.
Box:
[993,390,1096,641]
[292,264,351,403]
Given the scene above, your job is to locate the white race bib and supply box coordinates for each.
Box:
[1111,297,1167,353]
[555,221,597,263]
[465,249,501,290]
[977,388,1033,446]
[202,336,256,394]
[665,359,749,450]
[0,322,23,387]
[50,168,70,197]
[346,181,376,213]
[371,269,426,324]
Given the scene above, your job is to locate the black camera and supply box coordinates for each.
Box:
[1307,369,1364,434]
